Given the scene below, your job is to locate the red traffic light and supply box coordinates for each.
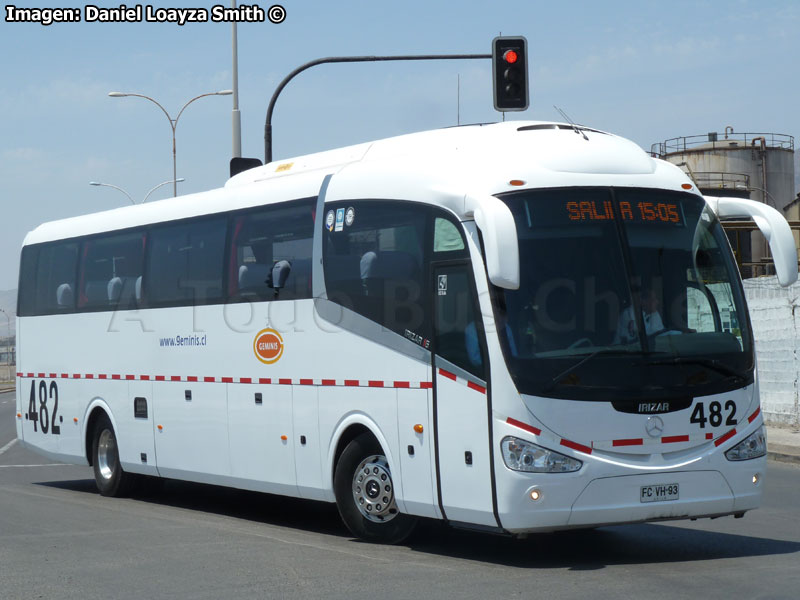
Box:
[503,50,518,64]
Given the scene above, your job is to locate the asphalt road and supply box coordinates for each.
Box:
[1,389,799,600]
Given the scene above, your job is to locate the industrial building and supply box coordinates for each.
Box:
[651,129,799,277]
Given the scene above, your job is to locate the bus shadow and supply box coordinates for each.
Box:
[406,521,800,569]
[38,477,350,538]
[38,477,800,568]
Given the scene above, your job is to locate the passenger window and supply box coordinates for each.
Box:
[17,245,39,317]
[147,217,227,306]
[33,241,79,314]
[228,199,315,301]
[323,201,428,339]
[78,232,145,310]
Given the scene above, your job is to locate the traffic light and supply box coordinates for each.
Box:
[492,36,529,112]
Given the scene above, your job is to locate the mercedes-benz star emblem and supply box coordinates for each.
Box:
[645,416,665,438]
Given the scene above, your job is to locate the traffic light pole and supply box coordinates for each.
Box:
[264,54,490,164]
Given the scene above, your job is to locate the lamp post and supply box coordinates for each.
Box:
[89,178,185,204]
[736,183,778,208]
[108,90,232,196]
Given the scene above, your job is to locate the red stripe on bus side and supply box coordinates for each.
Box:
[49,373,57,378]
[662,435,690,444]
[560,438,593,455]
[16,372,23,377]
[222,377,233,383]
[203,377,216,383]
[279,378,292,385]
[73,374,82,379]
[299,379,314,386]
[344,379,359,387]
[259,378,271,384]
[506,417,542,437]
[37,372,45,378]
[438,369,457,381]
[170,375,181,381]
[85,374,94,379]
[467,381,487,394]
[186,376,198,382]
[705,433,714,440]
[748,407,761,423]
[393,381,410,388]
[98,374,107,380]
[124,375,134,380]
[321,379,336,386]
[155,375,165,381]
[420,382,433,389]
[139,375,149,381]
[368,380,384,388]
[612,438,643,447]
[239,377,252,384]
[714,429,737,447]
[27,372,34,377]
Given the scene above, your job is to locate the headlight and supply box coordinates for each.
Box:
[725,426,767,461]
[501,436,583,473]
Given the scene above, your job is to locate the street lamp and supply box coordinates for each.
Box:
[108,89,232,197]
[89,178,185,204]
[735,183,778,208]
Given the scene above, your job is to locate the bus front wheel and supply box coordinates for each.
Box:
[91,414,136,497]
[333,432,416,544]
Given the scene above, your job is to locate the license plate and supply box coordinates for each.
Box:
[640,483,679,503]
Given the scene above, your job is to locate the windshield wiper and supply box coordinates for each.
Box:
[645,357,746,381]
[542,349,636,393]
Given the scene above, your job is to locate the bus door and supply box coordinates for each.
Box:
[432,261,497,527]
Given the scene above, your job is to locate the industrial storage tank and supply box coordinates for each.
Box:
[651,128,797,277]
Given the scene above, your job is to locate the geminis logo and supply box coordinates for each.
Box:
[253,328,284,364]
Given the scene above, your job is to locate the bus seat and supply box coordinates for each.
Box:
[108,277,123,303]
[56,283,73,308]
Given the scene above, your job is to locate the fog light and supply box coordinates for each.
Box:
[529,488,542,502]
[752,473,760,485]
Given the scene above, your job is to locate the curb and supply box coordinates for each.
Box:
[767,445,800,466]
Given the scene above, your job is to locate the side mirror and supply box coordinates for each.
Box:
[706,196,798,287]
[465,194,520,289]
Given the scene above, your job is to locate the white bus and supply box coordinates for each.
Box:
[15,121,798,543]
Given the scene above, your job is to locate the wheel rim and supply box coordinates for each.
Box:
[352,454,398,523]
[97,429,117,481]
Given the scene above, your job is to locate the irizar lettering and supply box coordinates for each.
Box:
[638,402,669,413]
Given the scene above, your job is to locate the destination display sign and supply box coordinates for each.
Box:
[565,200,685,226]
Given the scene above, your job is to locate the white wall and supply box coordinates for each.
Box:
[744,276,800,426]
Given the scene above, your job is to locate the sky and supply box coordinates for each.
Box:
[1,0,799,291]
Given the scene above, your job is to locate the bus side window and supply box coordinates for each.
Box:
[78,232,145,310]
[228,199,315,301]
[32,241,79,314]
[147,217,227,306]
[323,200,429,340]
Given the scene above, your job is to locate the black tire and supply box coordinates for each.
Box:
[91,414,137,497]
[333,432,416,544]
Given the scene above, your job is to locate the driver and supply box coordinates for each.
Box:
[614,287,664,344]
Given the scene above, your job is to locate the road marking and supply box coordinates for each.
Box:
[0,463,70,468]
[0,438,18,456]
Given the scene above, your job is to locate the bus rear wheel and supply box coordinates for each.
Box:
[334,432,416,544]
[91,414,136,497]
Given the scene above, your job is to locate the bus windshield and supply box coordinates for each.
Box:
[493,188,754,402]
